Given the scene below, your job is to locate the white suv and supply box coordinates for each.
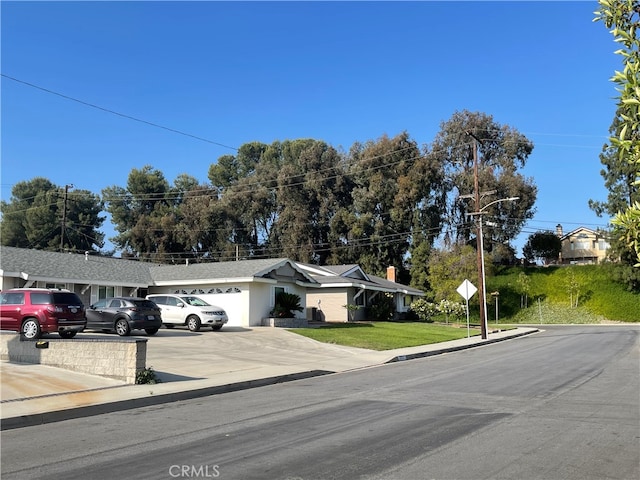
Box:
[146,294,228,332]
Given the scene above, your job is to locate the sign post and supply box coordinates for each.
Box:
[457,279,478,338]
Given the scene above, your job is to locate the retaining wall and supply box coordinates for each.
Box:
[0,333,147,384]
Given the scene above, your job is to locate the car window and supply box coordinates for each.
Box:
[51,292,83,305]
[108,299,122,308]
[1,292,25,305]
[148,296,165,305]
[31,292,53,305]
[166,296,179,307]
[93,299,107,308]
[134,300,159,309]
[182,296,210,307]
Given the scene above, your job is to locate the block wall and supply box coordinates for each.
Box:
[0,333,147,384]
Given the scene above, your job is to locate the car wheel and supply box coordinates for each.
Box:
[145,328,159,336]
[212,325,223,331]
[163,323,174,329]
[115,319,131,336]
[186,315,201,332]
[21,319,41,340]
[59,331,77,339]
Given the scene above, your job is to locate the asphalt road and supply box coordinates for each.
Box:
[2,325,638,480]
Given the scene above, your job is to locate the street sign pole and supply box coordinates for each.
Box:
[457,279,478,339]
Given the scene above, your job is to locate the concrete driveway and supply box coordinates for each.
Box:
[140,326,375,382]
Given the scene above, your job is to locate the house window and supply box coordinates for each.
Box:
[45,283,66,290]
[272,286,287,306]
[403,295,412,307]
[98,286,115,300]
[598,240,609,250]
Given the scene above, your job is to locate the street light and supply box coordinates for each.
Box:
[469,196,519,339]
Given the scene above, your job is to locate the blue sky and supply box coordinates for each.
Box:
[1,1,620,255]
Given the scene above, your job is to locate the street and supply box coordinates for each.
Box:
[1,325,639,480]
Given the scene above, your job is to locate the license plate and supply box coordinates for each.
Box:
[147,315,155,320]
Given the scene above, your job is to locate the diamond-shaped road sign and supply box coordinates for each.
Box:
[457,279,478,301]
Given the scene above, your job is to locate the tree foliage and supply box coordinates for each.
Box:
[522,231,562,265]
[9,110,537,279]
[427,110,537,250]
[425,244,479,303]
[595,0,640,266]
[0,178,104,252]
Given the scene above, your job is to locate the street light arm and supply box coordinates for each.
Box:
[469,196,520,215]
[480,196,519,212]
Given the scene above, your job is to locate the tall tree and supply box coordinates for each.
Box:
[595,0,640,266]
[268,139,352,264]
[329,132,425,275]
[103,166,185,260]
[1,177,104,252]
[427,110,537,251]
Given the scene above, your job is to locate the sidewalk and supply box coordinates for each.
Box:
[0,327,538,430]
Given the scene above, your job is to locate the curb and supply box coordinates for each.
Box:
[0,370,333,431]
[387,328,540,363]
[1,329,540,431]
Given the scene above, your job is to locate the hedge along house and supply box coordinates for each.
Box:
[297,263,425,322]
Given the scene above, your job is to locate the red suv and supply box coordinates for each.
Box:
[0,288,87,339]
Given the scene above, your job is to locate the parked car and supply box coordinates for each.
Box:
[146,294,228,331]
[0,288,86,339]
[86,297,162,336]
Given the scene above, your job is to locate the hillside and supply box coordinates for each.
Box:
[485,265,639,323]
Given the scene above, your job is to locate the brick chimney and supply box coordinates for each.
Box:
[556,224,563,237]
[386,266,397,283]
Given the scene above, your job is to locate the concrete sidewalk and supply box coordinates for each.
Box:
[0,326,538,430]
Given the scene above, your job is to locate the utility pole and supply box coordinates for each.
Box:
[467,132,488,340]
[60,184,73,252]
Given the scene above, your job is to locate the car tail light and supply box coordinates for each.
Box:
[46,305,64,313]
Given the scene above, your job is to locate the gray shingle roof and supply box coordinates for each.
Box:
[1,246,422,295]
[149,258,314,283]
[0,246,153,286]
[0,247,316,286]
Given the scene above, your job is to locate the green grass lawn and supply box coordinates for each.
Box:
[289,322,481,351]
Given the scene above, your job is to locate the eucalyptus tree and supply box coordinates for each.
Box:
[428,110,537,251]
[209,141,276,258]
[1,177,104,252]
[329,132,425,275]
[266,139,353,264]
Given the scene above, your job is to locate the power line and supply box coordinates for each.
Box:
[1,74,238,151]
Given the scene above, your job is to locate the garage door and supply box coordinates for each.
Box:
[196,289,244,327]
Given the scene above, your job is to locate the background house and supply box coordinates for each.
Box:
[556,224,610,265]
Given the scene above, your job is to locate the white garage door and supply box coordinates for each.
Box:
[196,289,244,327]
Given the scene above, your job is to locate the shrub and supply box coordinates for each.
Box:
[136,367,161,384]
[270,292,303,318]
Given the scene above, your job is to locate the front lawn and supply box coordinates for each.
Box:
[289,322,480,351]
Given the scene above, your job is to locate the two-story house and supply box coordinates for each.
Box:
[556,224,610,265]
